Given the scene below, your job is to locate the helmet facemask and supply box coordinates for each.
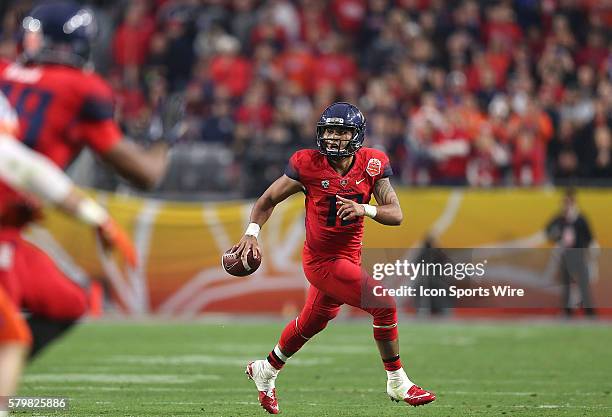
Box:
[316,102,366,158]
[317,124,363,158]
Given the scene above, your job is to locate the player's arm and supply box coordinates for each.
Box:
[77,76,170,190]
[232,174,304,261]
[336,177,403,226]
[100,140,169,190]
[0,138,137,266]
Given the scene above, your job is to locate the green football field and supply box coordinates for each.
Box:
[13,320,612,417]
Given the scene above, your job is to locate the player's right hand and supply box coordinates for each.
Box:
[232,235,261,263]
[97,218,138,268]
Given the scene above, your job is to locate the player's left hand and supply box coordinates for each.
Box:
[336,195,365,222]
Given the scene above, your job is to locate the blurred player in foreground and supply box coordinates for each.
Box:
[0,92,135,415]
[0,285,30,417]
[232,102,436,414]
[0,1,169,358]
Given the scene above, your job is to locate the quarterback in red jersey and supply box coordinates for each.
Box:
[232,102,436,414]
[0,1,168,358]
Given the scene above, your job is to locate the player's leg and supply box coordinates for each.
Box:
[14,237,88,358]
[560,257,572,317]
[317,258,435,406]
[273,284,341,365]
[246,284,341,414]
[0,285,31,416]
[572,250,596,317]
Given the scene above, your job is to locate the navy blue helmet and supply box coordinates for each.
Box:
[21,1,97,68]
[316,102,366,158]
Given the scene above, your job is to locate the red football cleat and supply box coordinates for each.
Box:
[256,388,279,414]
[401,385,436,407]
[246,361,280,414]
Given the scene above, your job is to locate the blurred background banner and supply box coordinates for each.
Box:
[28,187,611,317]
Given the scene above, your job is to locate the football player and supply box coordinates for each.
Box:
[0,1,169,357]
[0,285,30,417]
[232,102,436,413]
[0,91,136,413]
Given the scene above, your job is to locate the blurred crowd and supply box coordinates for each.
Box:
[1,0,612,196]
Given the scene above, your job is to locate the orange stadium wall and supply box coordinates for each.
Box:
[30,188,612,317]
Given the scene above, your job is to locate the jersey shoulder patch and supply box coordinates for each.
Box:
[360,147,392,178]
[366,157,382,176]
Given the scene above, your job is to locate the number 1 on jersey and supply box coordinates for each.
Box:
[325,194,364,226]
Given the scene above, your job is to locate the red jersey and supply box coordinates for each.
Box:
[0,60,122,169]
[0,60,122,225]
[285,148,392,261]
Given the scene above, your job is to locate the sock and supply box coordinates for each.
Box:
[266,344,289,371]
[386,367,414,387]
[27,316,78,359]
[382,354,402,371]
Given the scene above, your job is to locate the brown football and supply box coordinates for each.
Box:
[221,248,261,277]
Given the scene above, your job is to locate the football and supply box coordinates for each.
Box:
[222,248,261,277]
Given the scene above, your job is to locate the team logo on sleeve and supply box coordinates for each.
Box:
[366,158,382,176]
[321,180,330,189]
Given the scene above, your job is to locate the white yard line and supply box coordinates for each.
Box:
[23,373,220,384]
[107,354,333,367]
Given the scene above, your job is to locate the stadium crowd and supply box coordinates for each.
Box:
[1,0,612,196]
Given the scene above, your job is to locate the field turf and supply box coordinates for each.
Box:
[14,320,612,416]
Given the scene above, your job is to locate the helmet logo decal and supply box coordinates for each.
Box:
[366,158,382,176]
[325,117,344,124]
[321,180,330,189]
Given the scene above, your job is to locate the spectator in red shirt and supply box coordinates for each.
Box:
[112,0,156,69]
[312,32,358,92]
[487,94,511,144]
[575,31,607,69]
[425,105,472,185]
[512,129,546,185]
[298,0,331,48]
[250,5,287,51]
[273,43,316,94]
[331,0,367,35]
[507,97,552,185]
[235,82,274,133]
[210,35,253,98]
[589,125,612,180]
[482,4,522,51]
[467,123,509,187]
[108,69,147,123]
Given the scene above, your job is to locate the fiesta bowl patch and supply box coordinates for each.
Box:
[366,158,381,176]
